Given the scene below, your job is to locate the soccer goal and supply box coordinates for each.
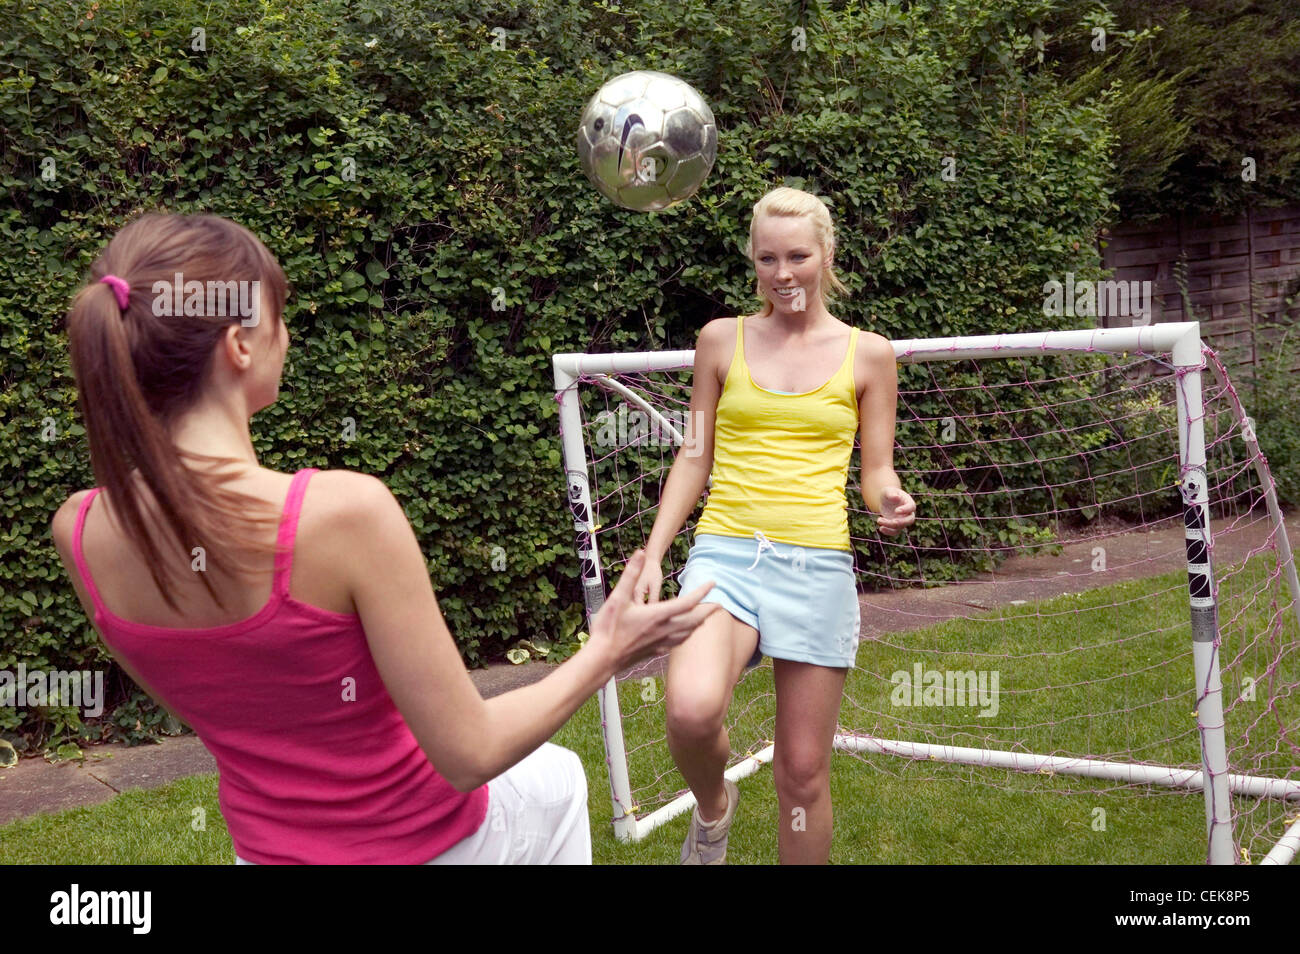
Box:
[552,322,1300,864]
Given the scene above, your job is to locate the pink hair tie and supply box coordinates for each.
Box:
[100,274,131,311]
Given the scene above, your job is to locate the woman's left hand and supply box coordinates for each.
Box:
[875,487,916,537]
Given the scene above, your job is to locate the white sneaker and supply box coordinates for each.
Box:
[680,778,739,865]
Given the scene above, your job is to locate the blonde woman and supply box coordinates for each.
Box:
[636,187,916,864]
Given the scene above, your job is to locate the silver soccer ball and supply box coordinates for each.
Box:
[576,70,718,212]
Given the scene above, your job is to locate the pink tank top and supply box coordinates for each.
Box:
[71,467,488,864]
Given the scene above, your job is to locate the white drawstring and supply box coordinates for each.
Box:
[745,530,789,571]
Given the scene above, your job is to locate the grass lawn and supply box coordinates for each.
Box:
[2,557,1295,864]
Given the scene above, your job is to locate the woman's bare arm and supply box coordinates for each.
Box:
[342,476,716,792]
[642,318,728,563]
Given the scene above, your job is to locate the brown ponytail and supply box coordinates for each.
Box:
[64,213,291,615]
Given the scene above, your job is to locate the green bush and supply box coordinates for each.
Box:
[1091,388,1181,524]
[1226,319,1300,509]
[1044,0,1300,219]
[2,0,1120,749]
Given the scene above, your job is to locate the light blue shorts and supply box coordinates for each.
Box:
[677,532,861,669]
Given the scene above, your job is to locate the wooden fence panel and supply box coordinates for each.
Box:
[1098,205,1300,375]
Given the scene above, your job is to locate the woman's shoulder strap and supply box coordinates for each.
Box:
[272,468,319,597]
[70,488,108,615]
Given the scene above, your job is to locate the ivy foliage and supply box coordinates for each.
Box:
[3,0,1144,749]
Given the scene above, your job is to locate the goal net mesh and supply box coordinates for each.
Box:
[555,339,1299,863]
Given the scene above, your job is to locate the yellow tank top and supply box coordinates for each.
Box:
[695,316,860,551]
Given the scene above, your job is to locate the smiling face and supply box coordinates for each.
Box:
[752,214,831,317]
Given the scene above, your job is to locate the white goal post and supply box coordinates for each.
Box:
[552,322,1300,864]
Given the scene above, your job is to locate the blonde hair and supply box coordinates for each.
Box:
[743,186,849,319]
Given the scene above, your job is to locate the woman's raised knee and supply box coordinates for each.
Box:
[665,691,728,742]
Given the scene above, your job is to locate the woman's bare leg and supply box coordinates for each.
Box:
[664,608,758,821]
[772,658,848,863]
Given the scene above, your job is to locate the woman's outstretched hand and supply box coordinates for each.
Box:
[589,550,716,671]
[876,487,917,537]
[633,558,664,604]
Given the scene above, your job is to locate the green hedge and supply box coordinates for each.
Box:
[3,0,1136,753]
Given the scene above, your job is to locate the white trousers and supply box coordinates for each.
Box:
[234,742,592,865]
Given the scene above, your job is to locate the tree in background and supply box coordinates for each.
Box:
[1044,0,1300,221]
